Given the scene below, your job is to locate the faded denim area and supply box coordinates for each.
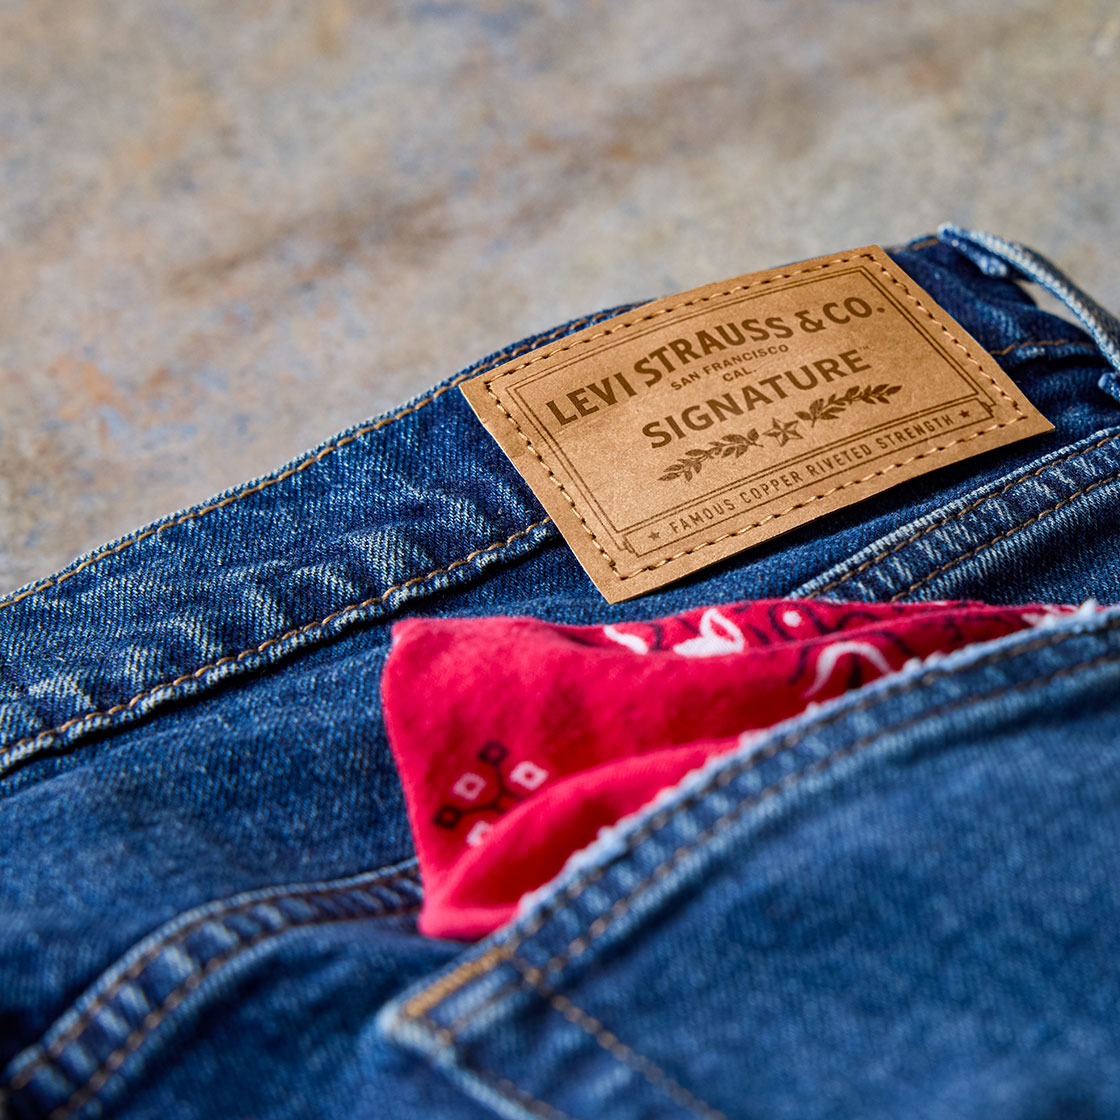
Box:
[3,227,1120,1119]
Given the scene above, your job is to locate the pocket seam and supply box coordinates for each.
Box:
[8,865,422,1116]
[403,619,1120,1028]
[405,634,1120,1120]
[526,640,1120,981]
[506,961,726,1120]
[813,430,1120,596]
[415,1015,579,1120]
[888,465,1120,600]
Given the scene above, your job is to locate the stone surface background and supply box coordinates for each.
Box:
[2,0,1118,593]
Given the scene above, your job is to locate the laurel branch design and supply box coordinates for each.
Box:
[658,430,760,482]
[795,382,902,426]
[659,383,902,482]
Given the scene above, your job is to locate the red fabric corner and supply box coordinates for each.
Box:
[382,598,1072,939]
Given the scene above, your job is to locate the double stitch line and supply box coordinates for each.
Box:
[889,467,1120,601]
[813,431,1120,595]
[0,520,553,776]
[0,308,626,615]
[12,870,422,1119]
[482,252,1028,583]
[8,865,420,1092]
[405,617,1120,1017]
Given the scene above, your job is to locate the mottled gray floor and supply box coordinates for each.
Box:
[2,0,1118,592]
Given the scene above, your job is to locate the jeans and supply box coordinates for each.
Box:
[2,225,1120,1119]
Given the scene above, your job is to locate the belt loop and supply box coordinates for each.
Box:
[938,223,1120,396]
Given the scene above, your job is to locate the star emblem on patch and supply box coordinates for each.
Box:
[763,417,802,446]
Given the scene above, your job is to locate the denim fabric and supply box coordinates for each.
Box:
[2,226,1120,1119]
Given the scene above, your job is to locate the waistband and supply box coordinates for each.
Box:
[2,227,1119,779]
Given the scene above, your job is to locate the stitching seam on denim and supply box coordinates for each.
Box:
[888,467,1120,601]
[8,865,420,1092]
[487,383,1022,581]
[528,647,1120,977]
[403,645,1120,1118]
[0,520,552,774]
[0,321,1081,616]
[0,310,615,615]
[508,960,725,1120]
[402,617,1119,1022]
[813,432,1120,595]
[43,900,422,1120]
[480,253,1026,583]
[418,1014,578,1120]
[989,338,1094,356]
[446,974,527,1034]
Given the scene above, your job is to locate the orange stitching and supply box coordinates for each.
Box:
[533,644,1120,976]
[814,432,1120,595]
[888,468,1120,601]
[486,379,1024,580]
[402,618,1119,1018]
[0,311,613,615]
[8,864,419,1092]
[989,338,1092,356]
[420,980,718,1120]
[481,252,1028,583]
[51,936,276,1119]
[445,973,526,1035]
[402,944,514,1020]
[46,897,422,1120]
[417,1014,580,1120]
[0,520,552,774]
[510,960,726,1120]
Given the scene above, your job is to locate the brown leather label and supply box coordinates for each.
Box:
[461,245,1053,602]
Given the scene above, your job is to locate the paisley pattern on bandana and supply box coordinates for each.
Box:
[382,598,1076,939]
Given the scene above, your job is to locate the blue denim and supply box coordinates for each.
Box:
[2,226,1120,1119]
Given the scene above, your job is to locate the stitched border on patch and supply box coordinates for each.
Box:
[475,251,1033,585]
[0,307,632,615]
[813,431,1120,596]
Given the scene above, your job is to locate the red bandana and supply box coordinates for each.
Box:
[382,598,1073,939]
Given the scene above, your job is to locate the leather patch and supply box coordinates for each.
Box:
[461,246,1053,602]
